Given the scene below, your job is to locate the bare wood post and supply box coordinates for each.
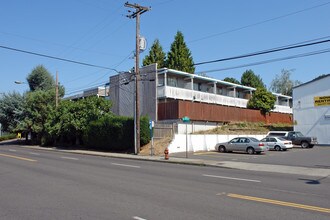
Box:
[55,71,59,108]
[125,2,151,154]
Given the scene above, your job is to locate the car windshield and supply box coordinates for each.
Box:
[249,137,260,142]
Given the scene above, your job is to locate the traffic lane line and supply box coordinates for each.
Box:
[133,216,147,220]
[111,163,141,169]
[29,152,41,156]
[0,153,37,162]
[226,193,330,214]
[203,174,261,183]
[60,156,79,160]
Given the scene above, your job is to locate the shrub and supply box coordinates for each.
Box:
[84,115,151,152]
[0,134,16,142]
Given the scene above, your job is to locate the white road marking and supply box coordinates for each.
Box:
[133,216,147,220]
[8,149,17,152]
[61,156,79,160]
[112,163,140,168]
[203,174,261,183]
[29,152,40,156]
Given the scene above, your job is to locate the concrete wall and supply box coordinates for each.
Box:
[168,134,267,153]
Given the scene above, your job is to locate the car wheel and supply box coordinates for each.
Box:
[301,141,309,148]
[247,147,255,155]
[219,146,227,153]
[274,145,281,151]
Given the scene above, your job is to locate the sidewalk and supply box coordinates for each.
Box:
[19,144,330,178]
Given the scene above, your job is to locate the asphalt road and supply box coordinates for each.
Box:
[0,144,329,220]
[174,145,330,169]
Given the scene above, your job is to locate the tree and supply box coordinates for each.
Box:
[270,69,301,96]
[16,65,65,144]
[166,31,195,73]
[142,39,166,68]
[241,69,265,88]
[26,65,65,97]
[223,77,241,85]
[247,87,276,115]
[45,96,113,146]
[18,90,55,144]
[0,92,25,132]
[27,65,55,91]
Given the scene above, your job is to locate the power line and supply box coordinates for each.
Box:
[194,37,330,66]
[0,44,119,72]
[188,1,330,44]
[197,48,330,74]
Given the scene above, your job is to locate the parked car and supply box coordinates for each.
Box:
[266,131,317,148]
[260,136,293,151]
[215,137,268,154]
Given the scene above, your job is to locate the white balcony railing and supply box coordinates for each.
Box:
[157,86,292,114]
[273,105,292,114]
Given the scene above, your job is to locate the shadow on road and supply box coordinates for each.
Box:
[298,175,329,185]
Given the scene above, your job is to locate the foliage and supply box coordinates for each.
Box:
[247,87,276,115]
[223,77,241,85]
[84,115,133,151]
[45,96,113,146]
[270,69,301,96]
[0,134,16,142]
[166,31,195,73]
[142,39,166,68]
[241,69,265,88]
[27,65,55,91]
[18,90,55,144]
[84,115,150,152]
[0,92,25,132]
[140,116,151,146]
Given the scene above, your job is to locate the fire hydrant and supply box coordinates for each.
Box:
[164,147,169,160]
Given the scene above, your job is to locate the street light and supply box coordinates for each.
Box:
[14,81,25,84]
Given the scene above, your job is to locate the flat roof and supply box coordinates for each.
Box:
[293,73,330,89]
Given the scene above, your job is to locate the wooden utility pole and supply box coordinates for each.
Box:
[55,71,59,108]
[125,2,151,154]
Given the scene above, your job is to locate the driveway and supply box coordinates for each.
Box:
[171,145,330,169]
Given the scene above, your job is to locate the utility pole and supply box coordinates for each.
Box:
[55,71,59,108]
[125,2,151,155]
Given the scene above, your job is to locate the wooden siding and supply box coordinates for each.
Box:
[158,100,292,124]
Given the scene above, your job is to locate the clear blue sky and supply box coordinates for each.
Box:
[1,0,329,96]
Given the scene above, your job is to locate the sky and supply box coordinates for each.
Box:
[1,0,329,96]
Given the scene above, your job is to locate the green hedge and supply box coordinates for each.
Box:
[0,134,16,142]
[84,115,150,152]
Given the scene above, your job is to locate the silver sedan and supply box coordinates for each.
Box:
[215,137,268,154]
[260,136,293,151]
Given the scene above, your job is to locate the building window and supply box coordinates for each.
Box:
[158,77,164,86]
[167,77,178,87]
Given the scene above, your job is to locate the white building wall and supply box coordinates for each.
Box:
[168,134,267,153]
[293,75,330,144]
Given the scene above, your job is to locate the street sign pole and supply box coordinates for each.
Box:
[182,116,190,158]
